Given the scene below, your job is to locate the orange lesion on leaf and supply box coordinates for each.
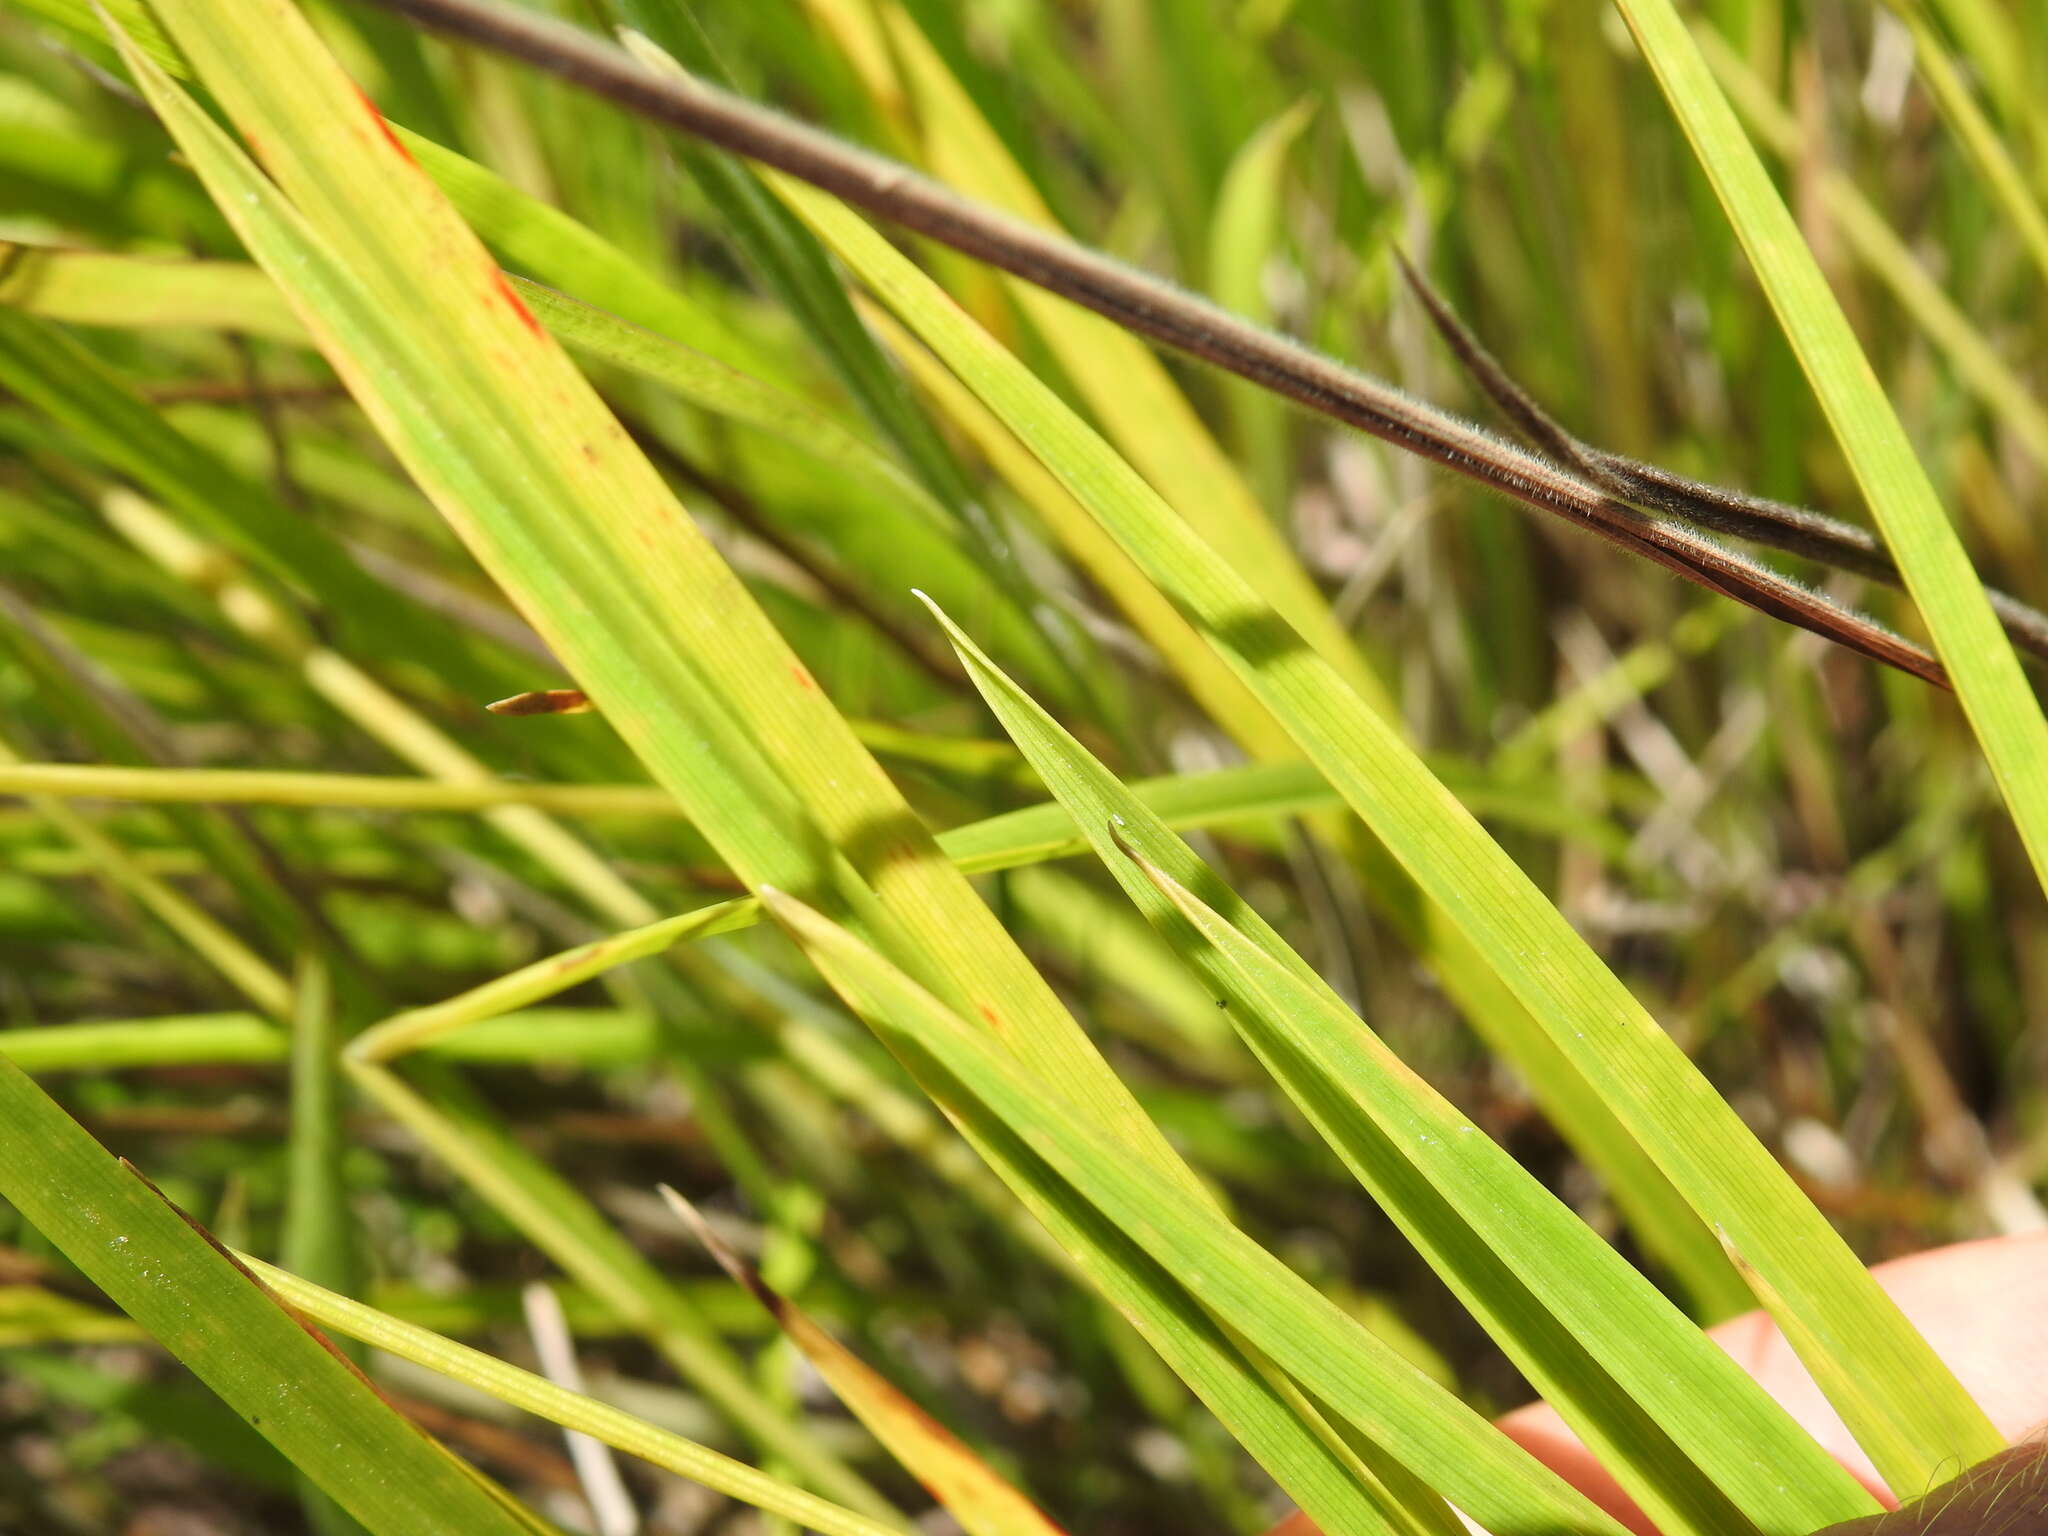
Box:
[789,664,818,691]
[348,81,416,166]
[487,269,544,336]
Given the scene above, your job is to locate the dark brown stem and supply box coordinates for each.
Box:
[1392,252,2048,666]
[345,0,1947,687]
[145,379,352,406]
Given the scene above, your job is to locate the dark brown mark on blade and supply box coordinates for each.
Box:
[486,688,592,716]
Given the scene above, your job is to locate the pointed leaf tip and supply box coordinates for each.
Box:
[657,1184,763,1300]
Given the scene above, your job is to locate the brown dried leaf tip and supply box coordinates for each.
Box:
[485,688,593,717]
[655,1184,785,1318]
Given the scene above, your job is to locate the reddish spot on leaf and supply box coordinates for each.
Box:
[350,83,415,165]
[579,442,599,464]
[488,269,544,336]
[978,1004,1000,1027]
[789,665,817,691]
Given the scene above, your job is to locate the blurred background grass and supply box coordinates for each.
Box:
[2,0,2046,1531]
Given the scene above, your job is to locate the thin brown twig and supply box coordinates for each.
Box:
[1390,252,2048,665]
[225,331,306,512]
[144,378,351,406]
[340,0,1948,687]
[618,412,967,691]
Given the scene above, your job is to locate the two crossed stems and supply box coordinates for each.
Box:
[352,0,2048,692]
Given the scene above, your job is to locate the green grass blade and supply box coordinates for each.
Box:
[756,885,1626,1536]
[0,1010,682,1073]
[0,760,685,816]
[776,172,2000,1493]
[510,276,949,532]
[100,15,1420,1523]
[1922,0,2027,130]
[0,1014,289,1072]
[0,0,173,67]
[822,0,1392,716]
[1894,4,2048,292]
[283,957,370,1536]
[0,311,514,701]
[1610,0,2027,1485]
[921,596,1876,1536]
[0,751,1606,870]
[89,3,1785,1523]
[395,127,779,380]
[337,933,1478,1533]
[333,753,1626,1074]
[107,10,877,934]
[817,109,1744,1322]
[1696,26,2048,474]
[0,1055,538,1536]
[281,959,355,1297]
[612,0,977,511]
[113,0,1163,1202]
[0,243,303,337]
[239,1255,909,1536]
[99,34,899,1510]
[1206,99,1314,502]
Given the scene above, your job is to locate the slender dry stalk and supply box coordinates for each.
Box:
[343,0,1954,687]
[1392,253,2048,664]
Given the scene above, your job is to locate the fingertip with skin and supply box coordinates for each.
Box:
[1269,1233,2048,1536]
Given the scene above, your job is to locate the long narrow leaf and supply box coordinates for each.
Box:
[0,1055,536,1536]
[105,9,1444,1530]
[0,244,302,337]
[0,311,515,700]
[813,0,1392,716]
[774,171,2000,1491]
[238,1254,909,1536]
[661,1187,1067,1536]
[921,596,1876,1536]
[1610,0,2021,1488]
[757,885,1626,1536]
